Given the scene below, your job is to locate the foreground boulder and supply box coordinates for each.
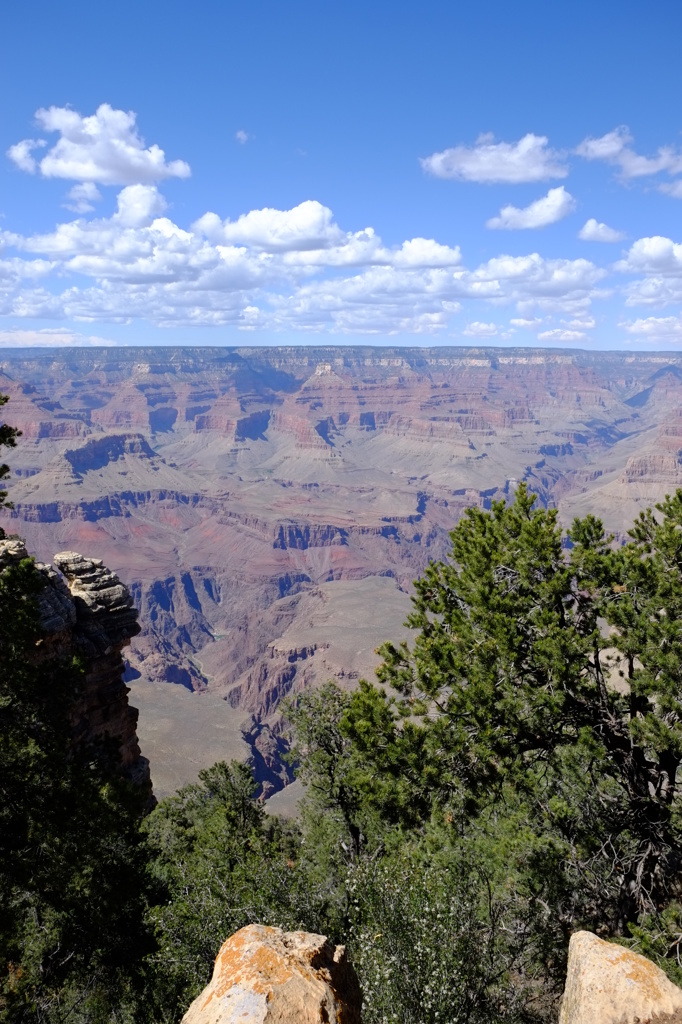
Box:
[560,930,682,1024]
[181,925,361,1024]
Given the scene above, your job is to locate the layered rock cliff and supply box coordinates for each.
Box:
[0,538,152,803]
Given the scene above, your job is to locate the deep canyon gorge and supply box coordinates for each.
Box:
[2,344,682,799]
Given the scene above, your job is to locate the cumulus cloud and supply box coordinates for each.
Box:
[537,328,586,343]
[468,253,605,314]
[576,127,632,163]
[390,238,462,268]
[486,187,576,230]
[6,138,46,173]
[263,251,604,334]
[563,316,595,330]
[578,218,625,242]
[0,190,607,332]
[266,276,455,334]
[462,321,500,337]
[8,104,191,185]
[193,203,464,270]
[621,315,682,343]
[421,133,568,184]
[0,328,116,347]
[576,126,682,181]
[510,317,543,328]
[616,235,682,275]
[64,182,102,213]
[115,184,168,227]
[194,200,344,251]
[614,235,682,307]
[235,130,251,144]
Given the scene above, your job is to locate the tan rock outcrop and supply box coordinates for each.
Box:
[181,924,361,1024]
[559,930,682,1024]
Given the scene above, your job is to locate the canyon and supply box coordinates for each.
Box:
[2,344,682,798]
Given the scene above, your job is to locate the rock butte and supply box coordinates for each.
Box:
[4,344,682,794]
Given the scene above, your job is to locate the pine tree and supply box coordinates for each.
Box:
[374,484,682,934]
[0,392,21,525]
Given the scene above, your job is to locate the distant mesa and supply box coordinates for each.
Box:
[63,434,158,476]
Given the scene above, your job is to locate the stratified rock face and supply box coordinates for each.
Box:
[0,538,152,799]
[181,925,362,1024]
[559,931,682,1024]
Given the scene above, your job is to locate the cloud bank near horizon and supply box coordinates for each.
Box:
[3,106,682,347]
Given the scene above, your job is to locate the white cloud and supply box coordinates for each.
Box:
[617,236,682,275]
[0,328,115,347]
[537,328,586,343]
[462,321,499,337]
[625,279,682,308]
[193,203,464,270]
[614,236,682,308]
[235,130,251,144]
[390,238,462,268]
[0,190,607,332]
[421,132,568,184]
[262,251,604,334]
[194,200,344,251]
[575,126,632,162]
[563,316,595,329]
[469,253,604,307]
[576,126,682,180]
[8,104,191,185]
[6,138,46,173]
[264,266,460,335]
[660,180,682,199]
[621,315,682,343]
[115,184,168,227]
[510,317,543,328]
[578,218,625,242]
[486,187,576,230]
[64,182,102,213]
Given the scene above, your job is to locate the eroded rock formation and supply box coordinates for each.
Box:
[8,346,682,791]
[0,538,152,802]
[181,924,362,1024]
[559,930,682,1024]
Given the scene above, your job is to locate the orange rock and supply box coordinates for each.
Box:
[181,925,361,1024]
[559,931,682,1024]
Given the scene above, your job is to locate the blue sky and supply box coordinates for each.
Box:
[1,0,682,349]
